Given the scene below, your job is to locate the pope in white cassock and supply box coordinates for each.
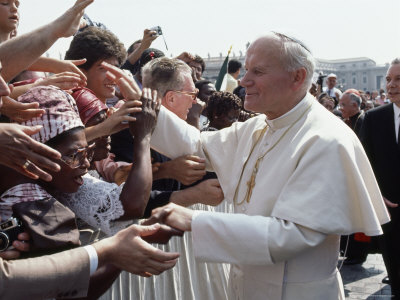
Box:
[150,33,390,300]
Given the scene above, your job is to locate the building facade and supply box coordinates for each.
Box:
[203,55,389,93]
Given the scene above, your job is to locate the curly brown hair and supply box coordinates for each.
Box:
[65,26,127,70]
[206,91,242,120]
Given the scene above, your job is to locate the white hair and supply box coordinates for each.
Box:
[273,32,316,91]
[391,57,400,66]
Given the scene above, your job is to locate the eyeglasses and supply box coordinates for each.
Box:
[172,88,199,101]
[60,143,95,169]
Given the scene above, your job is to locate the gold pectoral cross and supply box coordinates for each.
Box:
[243,157,262,203]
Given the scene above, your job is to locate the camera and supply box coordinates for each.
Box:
[149,26,163,36]
[317,72,327,86]
[149,26,168,50]
[0,217,24,252]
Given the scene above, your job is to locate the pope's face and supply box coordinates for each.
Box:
[386,64,400,106]
[241,37,293,118]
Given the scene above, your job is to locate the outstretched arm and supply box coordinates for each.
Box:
[126,29,158,66]
[0,0,94,81]
[118,86,160,218]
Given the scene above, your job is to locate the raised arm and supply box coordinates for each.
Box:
[125,29,158,66]
[118,86,160,218]
[0,0,94,81]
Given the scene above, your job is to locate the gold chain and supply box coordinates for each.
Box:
[233,103,313,206]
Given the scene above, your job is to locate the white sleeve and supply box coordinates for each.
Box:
[151,106,204,159]
[59,174,127,236]
[192,212,326,265]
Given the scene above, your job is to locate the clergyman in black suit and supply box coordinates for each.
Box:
[359,57,400,299]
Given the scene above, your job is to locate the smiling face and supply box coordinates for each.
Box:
[47,128,90,194]
[386,63,400,107]
[240,37,295,118]
[163,73,197,120]
[0,0,19,37]
[84,57,118,103]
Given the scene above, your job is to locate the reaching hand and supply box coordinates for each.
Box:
[49,59,88,83]
[141,216,183,244]
[141,29,158,50]
[0,123,61,181]
[176,52,196,64]
[383,197,398,208]
[0,96,45,122]
[129,88,160,139]
[155,155,206,185]
[0,232,30,260]
[151,203,194,232]
[101,61,141,100]
[113,164,132,185]
[50,0,94,39]
[33,71,86,92]
[94,223,180,277]
[87,99,142,142]
[192,178,224,206]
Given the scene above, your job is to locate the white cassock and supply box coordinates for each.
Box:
[150,93,389,300]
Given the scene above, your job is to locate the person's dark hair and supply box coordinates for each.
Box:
[317,92,335,106]
[137,48,165,73]
[228,59,242,74]
[194,55,206,73]
[65,26,127,70]
[195,79,212,90]
[206,91,242,120]
[45,127,84,149]
[127,39,142,54]
[233,85,246,103]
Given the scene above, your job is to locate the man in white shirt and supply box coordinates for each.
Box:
[323,73,343,104]
[148,32,389,300]
[221,59,242,93]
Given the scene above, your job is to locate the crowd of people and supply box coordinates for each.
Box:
[0,0,398,299]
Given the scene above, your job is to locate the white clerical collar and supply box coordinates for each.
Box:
[393,102,400,118]
[265,93,313,130]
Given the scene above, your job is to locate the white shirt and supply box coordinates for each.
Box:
[393,103,400,143]
[323,86,343,99]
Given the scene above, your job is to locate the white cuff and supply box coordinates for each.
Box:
[191,210,203,222]
[83,245,99,275]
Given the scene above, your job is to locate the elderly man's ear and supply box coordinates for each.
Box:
[163,91,176,110]
[291,68,307,91]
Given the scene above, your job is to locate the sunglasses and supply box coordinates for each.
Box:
[60,143,95,169]
[172,88,199,101]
